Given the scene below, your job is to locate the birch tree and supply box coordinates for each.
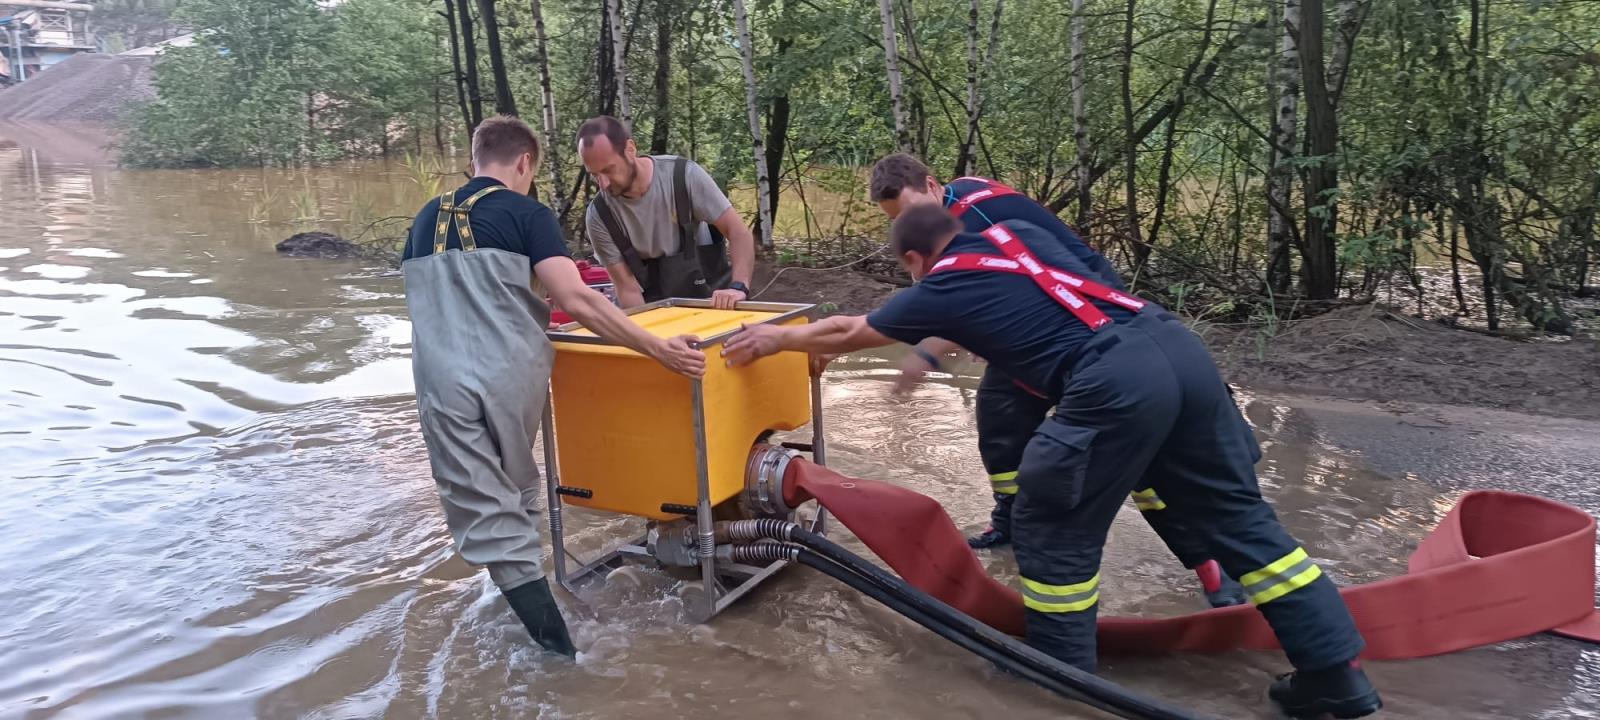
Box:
[605,0,632,128]
[878,0,910,152]
[732,0,773,247]
[529,0,567,220]
[1070,0,1091,230]
[1266,0,1300,295]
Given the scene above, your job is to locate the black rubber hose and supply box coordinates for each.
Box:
[724,521,1212,720]
[794,528,1207,720]
[783,547,1140,719]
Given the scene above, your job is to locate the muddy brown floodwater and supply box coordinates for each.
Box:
[2,128,1597,719]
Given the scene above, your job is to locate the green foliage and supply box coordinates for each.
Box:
[121,0,1598,333]
[122,0,448,167]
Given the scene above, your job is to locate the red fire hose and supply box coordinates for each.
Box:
[783,460,1600,659]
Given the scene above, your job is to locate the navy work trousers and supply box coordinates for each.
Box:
[1009,310,1365,672]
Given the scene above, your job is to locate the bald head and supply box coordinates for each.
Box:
[576,115,642,197]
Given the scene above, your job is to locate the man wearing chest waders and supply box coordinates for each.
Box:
[721,205,1382,719]
[869,153,1248,610]
[578,115,756,309]
[402,116,706,657]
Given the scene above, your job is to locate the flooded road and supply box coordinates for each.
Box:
[2,129,1597,719]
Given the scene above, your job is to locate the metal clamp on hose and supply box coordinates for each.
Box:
[744,443,800,518]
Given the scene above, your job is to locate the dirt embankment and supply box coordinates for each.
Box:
[1207,306,1600,420]
[750,261,902,315]
[0,54,154,123]
[755,266,1600,420]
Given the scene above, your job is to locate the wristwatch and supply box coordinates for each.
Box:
[728,281,750,295]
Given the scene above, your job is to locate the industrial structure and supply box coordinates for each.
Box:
[1,0,95,86]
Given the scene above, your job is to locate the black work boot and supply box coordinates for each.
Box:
[504,577,578,658]
[1269,660,1382,718]
[967,526,1011,549]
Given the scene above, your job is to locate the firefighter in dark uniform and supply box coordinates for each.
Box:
[722,205,1382,719]
[869,154,1247,608]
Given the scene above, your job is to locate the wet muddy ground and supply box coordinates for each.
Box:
[2,134,1596,719]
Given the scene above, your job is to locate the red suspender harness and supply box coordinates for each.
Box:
[940,179,1144,397]
[947,176,1024,217]
[928,224,1145,331]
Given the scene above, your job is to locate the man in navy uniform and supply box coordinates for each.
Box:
[721,205,1381,719]
[869,153,1247,609]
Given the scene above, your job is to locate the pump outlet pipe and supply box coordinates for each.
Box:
[719,520,1213,720]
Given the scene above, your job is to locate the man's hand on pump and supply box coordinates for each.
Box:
[710,287,747,310]
[722,323,784,366]
[650,334,707,377]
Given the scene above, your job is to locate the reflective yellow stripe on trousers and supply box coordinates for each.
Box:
[1240,547,1323,605]
[1130,487,1167,511]
[990,470,1018,496]
[1021,573,1100,613]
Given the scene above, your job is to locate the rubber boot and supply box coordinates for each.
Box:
[967,526,1010,549]
[1193,559,1249,608]
[504,577,577,657]
[1268,660,1383,719]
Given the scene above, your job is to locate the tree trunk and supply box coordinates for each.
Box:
[649,0,672,154]
[958,0,980,176]
[530,0,569,223]
[878,0,910,152]
[476,0,517,116]
[440,0,475,139]
[1121,0,1144,270]
[682,5,699,159]
[897,0,931,159]
[597,4,616,117]
[1070,0,1092,231]
[431,19,447,155]
[953,0,1004,178]
[765,0,795,226]
[1266,0,1300,295]
[1299,0,1339,299]
[1327,0,1368,106]
[1146,0,1218,254]
[732,0,773,247]
[1048,20,1263,213]
[433,65,446,155]
[766,93,791,227]
[457,0,485,129]
[1443,210,1467,314]
[606,0,633,128]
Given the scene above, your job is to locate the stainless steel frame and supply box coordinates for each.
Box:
[541,298,830,623]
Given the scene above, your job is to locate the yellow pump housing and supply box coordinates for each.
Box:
[548,302,814,520]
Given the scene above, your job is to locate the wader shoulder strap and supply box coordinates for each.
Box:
[432,190,455,255]
[670,157,700,263]
[432,185,506,253]
[927,225,1145,331]
[592,193,647,281]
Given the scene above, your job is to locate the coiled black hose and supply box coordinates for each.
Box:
[730,543,1132,717]
[723,521,1213,720]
